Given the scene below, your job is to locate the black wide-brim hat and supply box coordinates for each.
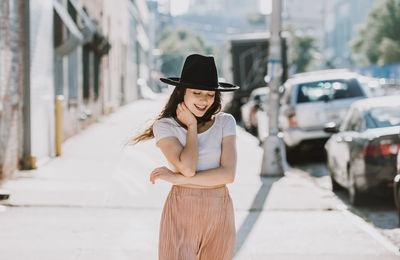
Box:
[160,54,240,92]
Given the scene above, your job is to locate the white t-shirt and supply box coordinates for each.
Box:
[153,112,236,171]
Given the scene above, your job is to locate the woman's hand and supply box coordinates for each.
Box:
[176,103,197,128]
[150,166,183,184]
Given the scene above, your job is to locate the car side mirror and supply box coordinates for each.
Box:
[324,122,339,133]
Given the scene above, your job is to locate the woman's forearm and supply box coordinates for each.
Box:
[176,166,235,186]
[178,124,198,176]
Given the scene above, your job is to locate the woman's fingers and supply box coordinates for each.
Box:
[150,170,159,184]
[150,167,171,184]
[151,174,158,184]
[181,103,189,111]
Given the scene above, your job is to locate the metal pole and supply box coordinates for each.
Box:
[55,95,64,156]
[260,0,284,176]
[21,0,33,170]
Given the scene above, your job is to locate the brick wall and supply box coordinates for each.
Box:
[0,0,25,181]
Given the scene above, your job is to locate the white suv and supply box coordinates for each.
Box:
[279,70,372,152]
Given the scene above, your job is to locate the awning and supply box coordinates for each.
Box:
[68,0,111,55]
[53,0,83,56]
[68,0,97,43]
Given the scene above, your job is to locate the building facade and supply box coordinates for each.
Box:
[0,0,153,181]
[323,0,377,68]
[0,0,27,180]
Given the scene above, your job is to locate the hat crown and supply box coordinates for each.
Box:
[159,53,239,92]
[180,54,218,88]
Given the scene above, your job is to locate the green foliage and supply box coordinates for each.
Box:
[284,24,319,73]
[351,0,400,66]
[157,28,214,77]
[291,36,317,73]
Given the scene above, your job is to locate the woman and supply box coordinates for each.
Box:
[133,54,239,260]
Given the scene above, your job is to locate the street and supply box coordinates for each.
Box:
[293,157,400,250]
[0,95,399,260]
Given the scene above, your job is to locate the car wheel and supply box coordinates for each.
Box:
[249,125,258,136]
[285,145,298,164]
[348,165,366,206]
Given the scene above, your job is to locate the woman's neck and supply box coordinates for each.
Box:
[174,115,215,132]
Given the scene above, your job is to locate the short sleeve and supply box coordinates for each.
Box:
[222,113,236,137]
[153,119,176,142]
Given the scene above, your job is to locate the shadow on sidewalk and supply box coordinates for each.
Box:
[234,176,281,256]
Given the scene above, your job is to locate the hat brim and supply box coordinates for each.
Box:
[160,77,240,92]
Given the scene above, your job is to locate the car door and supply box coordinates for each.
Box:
[331,109,362,185]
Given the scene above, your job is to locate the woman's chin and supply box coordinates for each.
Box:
[190,109,206,118]
[194,112,205,118]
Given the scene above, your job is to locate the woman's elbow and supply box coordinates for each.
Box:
[181,168,196,177]
[226,171,235,184]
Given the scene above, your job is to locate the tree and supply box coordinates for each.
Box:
[291,35,318,73]
[351,0,400,66]
[157,28,214,77]
[284,24,319,73]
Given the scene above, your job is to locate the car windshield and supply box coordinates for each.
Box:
[365,106,400,128]
[296,79,364,103]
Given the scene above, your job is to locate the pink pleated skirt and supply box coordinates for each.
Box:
[158,185,236,260]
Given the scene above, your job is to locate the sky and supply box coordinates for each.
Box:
[168,0,272,16]
[260,0,272,15]
[170,0,190,16]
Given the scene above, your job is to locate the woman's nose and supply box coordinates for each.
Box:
[198,96,208,103]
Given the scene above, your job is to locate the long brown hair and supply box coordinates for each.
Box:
[130,87,221,144]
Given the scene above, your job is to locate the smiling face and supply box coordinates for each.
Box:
[183,88,216,117]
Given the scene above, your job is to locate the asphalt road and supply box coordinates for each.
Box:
[291,146,400,250]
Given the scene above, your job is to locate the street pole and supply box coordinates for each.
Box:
[260,0,284,176]
[21,0,33,170]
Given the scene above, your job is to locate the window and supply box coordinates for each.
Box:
[82,45,90,99]
[365,106,400,129]
[296,79,364,104]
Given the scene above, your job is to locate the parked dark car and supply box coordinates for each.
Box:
[394,151,400,225]
[324,95,400,205]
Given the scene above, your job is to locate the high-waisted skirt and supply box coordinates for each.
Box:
[158,185,236,260]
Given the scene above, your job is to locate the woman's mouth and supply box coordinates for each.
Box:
[194,104,207,112]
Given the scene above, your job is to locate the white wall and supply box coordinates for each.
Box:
[30,0,55,165]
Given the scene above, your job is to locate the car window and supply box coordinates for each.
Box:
[365,106,400,128]
[296,79,364,104]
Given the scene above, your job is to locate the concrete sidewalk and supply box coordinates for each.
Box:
[0,96,399,260]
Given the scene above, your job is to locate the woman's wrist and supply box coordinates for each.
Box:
[187,122,197,131]
[173,172,187,185]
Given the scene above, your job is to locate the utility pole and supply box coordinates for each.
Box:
[21,0,33,170]
[260,0,284,176]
